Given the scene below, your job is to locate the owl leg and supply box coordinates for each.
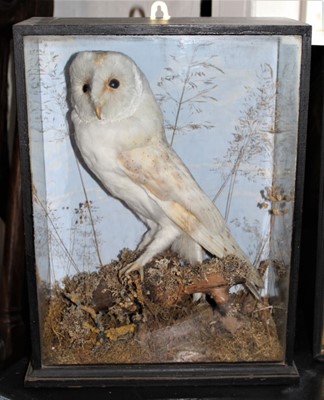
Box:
[119,224,179,279]
[172,235,204,302]
[171,234,203,265]
[137,219,159,252]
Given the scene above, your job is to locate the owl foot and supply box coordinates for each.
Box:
[118,261,145,281]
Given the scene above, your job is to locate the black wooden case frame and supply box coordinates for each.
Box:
[13,17,311,388]
[312,46,324,362]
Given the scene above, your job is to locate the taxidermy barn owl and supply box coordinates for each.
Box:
[69,51,263,297]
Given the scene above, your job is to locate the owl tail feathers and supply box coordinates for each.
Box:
[191,224,263,299]
[162,201,263,297]
[245,281,262,300]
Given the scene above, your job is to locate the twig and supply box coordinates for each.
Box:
[75,156,103,266]
[33,191,80,273]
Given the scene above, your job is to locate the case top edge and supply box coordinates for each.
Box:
[14,16,310,28]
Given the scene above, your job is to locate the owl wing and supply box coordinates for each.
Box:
[118,141,262,288]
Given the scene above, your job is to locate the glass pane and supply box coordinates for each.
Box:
[23,33,301,365]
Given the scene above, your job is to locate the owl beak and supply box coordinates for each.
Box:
[95,104,102,120]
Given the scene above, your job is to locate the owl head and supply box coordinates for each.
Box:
[69,51,148,122]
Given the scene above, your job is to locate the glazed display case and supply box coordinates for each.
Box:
[13,17,311,387]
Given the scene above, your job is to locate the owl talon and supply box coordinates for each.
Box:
[118,262,145,281]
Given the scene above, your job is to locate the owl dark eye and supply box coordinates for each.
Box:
[82,83,90,93]
[109,79,120,89]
